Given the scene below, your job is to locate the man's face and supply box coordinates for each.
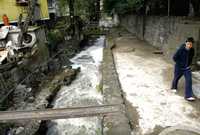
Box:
[185,42,193,50]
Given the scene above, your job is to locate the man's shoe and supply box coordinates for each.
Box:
[171,89,177,93]
[185,97,195,101]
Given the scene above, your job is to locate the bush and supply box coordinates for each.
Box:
[103,0,145,14]
[47,29,64,46]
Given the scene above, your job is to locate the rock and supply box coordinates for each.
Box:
[196,61,200,66]
[48,59,62,72]
[6,129,14,135]
[14,84,34,106]
[10,68,23,83]
[36,103,48,109]
[15,127,24,135]
[15,84,26,93]
[159,125,200,135]
[192,71,200,81]
[26,87,32,93]
[76,67,81,72]
[63,68,79,85]
[40,64,49,74]
[192,84,200,99]
[27,96,35,103]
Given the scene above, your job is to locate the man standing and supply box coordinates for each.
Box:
[171,37,195,101]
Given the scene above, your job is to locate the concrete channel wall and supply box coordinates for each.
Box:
[102,36,132,135]
[119,15,200,64]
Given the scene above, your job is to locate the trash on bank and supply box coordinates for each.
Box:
[0,25,39,65]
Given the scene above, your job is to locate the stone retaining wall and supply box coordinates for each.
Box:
[120,15,200,64]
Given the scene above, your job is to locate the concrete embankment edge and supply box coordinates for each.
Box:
[102,35,132,135]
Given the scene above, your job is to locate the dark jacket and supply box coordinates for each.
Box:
[173,44,195,69]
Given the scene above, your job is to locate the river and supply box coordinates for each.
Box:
[47,36,105,135]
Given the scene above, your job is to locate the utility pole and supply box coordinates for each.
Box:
[95,0,100,22]
[88,0,100,23]
[168,0,170,16]
[69,0,74,24]
[18,0,36,47]
[69,0,75,36]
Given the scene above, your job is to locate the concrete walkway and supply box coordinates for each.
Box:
[112,36,200,135]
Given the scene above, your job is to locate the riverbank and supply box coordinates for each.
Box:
[102,28,132,135]
[0,38,81,135]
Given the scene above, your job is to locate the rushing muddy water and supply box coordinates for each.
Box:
[47,36,105,135]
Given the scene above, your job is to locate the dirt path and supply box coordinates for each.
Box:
[112,36,200,135]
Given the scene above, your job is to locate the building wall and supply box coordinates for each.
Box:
[48,0,61,17]
[0,0,49,24]
[38,0,49,19]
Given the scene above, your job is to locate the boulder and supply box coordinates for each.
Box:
[192,84,200,99]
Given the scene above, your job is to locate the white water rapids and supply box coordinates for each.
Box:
[47,36,105,135]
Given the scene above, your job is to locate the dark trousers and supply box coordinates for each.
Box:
[172,65,193,98]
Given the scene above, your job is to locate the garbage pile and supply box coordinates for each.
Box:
[0,25,37,65]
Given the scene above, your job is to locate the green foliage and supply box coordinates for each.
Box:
[58,0,69,16]
[83,27,103,35]
[96,82,103,93]
[95,128,102,135]
[47,29,64,46]
[128,0,145,11]
[58,0,96,22]
[74,0,91,21]
[103,0,145,14]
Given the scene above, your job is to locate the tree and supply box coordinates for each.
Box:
[58,0,100,22]
[103,0,145,15]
